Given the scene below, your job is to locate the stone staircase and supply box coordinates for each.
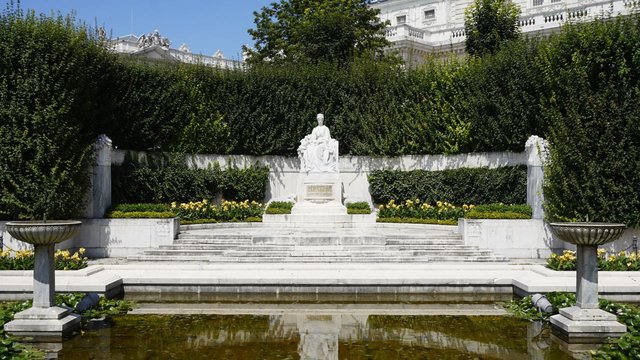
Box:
[129,223,508,263]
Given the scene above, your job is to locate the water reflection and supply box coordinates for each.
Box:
[54,305,574,360]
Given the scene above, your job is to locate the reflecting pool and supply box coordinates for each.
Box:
[56,303,574,359]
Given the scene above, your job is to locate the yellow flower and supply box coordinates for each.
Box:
[378,204,384,210]
[79,248,86,255]
[436,201,443,207]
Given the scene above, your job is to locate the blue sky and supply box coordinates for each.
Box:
[12,0,274,60]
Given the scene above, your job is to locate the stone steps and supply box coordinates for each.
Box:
[131,224,508,263]
[128,255,507,263]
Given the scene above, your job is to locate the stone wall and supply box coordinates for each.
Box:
[112,147,530,205]
[0,219,179,258]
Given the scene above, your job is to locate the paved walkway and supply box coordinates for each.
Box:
[1,261,639,302]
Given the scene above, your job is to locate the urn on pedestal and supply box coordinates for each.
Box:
[549,222,627,343]
[3,221,82,340]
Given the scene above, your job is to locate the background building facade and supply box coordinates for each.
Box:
[370,0,636,65]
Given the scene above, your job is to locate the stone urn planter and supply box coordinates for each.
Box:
[549,222,627,343]
[3,221,82,340]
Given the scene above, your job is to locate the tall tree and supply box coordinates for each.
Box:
[464,0,520,57]
[244,0,390,65]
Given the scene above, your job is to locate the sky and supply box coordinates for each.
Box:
[12,0,274,60]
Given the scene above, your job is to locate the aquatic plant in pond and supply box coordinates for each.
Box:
[506,292,640,359]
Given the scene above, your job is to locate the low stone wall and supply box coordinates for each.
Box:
[4,218,637,260]
[1,219,179,258]
[459,219,640,259]
[459,219,563,259]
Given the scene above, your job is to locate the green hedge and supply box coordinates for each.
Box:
[102,49,543,156]
[112,156,269,203]
[106,211,175,219]
[541,16,640,227]
[466,203,532,219]
[265,201,293,214]
[368,166,526,205]
[3,3,640,228]
[0,7,110,220]
[109,203,171,213]
[346,202,371,214]
[377,217,457,225]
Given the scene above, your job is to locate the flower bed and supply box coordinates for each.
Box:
[0,248,88,270]
[106,200,265,224]
[376,200,531,224]
[172,200,264,223]
[547,249,640,271]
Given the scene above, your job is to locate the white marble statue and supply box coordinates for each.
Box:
[298,114,338,173]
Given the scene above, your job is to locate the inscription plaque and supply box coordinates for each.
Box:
[307,184,333,199]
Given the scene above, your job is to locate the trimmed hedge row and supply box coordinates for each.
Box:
[368,166,526,205]
[112,156,269,204]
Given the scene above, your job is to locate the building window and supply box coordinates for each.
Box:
[533,0,544,5]
[396,15,406,25]
[424,9,435,20]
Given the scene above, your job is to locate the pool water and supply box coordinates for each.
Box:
[56,309,574,359]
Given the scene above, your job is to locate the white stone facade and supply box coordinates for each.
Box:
[110,32,243,69]
[369,0,635,65]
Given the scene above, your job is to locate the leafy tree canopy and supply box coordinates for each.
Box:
[464,0,520,56]
[244,0,391,65]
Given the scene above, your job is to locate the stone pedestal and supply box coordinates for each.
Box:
[550,306,626,343]
[548,223,628,344]
[292,172,347,217]
[4,306,81,341]
[3,221,83,340]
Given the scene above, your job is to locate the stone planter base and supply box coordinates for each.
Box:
[550,306,626,343]
[4,306,80,341]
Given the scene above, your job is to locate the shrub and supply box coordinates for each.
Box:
[368,166,526,205]
[377,217,457,226]
[346,202,370,209]
[111,155,222,204]
[465,203,532,219]
[541,16,640,226]
[265,201,294,215]
[346,202,371,214]
[109,203,171,213]
[112,156,269,203]
[219,164,270,202]
[0,5,111,220]
[106,211,175,219]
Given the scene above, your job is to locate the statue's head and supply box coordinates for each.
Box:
[317,113,324,125]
